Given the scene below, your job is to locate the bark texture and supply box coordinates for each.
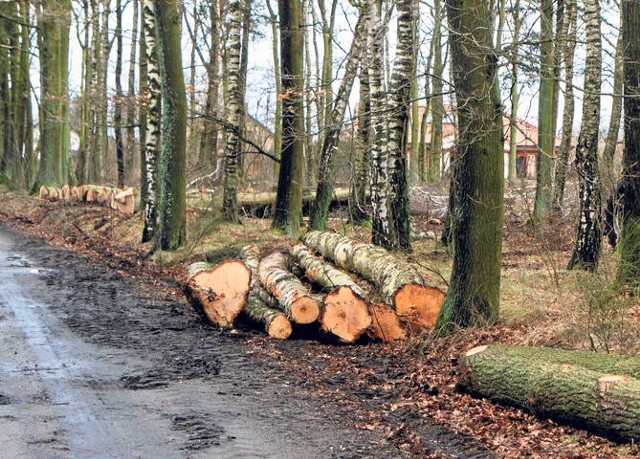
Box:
[617,0,640,288]
[303,231,444,328]
[222,0,244,223]
[155,0,187,250]
[257,250,320,324]
[293,244,371,343]
[568,0,602,271]
[435,0,504,335]
[459,344,640,442]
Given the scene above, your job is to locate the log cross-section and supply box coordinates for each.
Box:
[257,250,320,324]
[293,244,371,343]
[303,231,444,328]
[185,260,252,328]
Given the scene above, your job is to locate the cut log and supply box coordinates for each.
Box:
[240,244,292,339]
[185,260,252,328]
[111,188,135,215]
[368,303,407,342]
[39,185,49,200]
[293,244,371,343]
[303,231,444,328]
[70,186,81,201]
[48,187,60,201]
[459,344,640,442]
[244,288,292,339]
[465,344,640,378]
[257,250,321,324]
[85,188,99,202]
[61,184,71,202]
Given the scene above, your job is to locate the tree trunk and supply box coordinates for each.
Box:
[602,15,624,189]
[272,0,305,236]
[507,0,522,183]
[552,0,576,212]
[293,244,371,343]
[533,0,555,221]
[428,0,444,183]
[222,0,244,223]
[125,0,139,186]
[368,0,391,247]
[36,0,71,189]
[198,0,221,173]
[303,231,444,328]
[567,0,602,271]
[265,0,282,181]
[435,0,504,335]
[257,250,321,324]
[310,10,366,230]
[617,0,640,289]
[459,344,640,442]
[349,59,371,223]
[114,0,125,189]
[186,261,252,327]
[141,0,160,243]
[385,0,417,251]
[155,0,187,250]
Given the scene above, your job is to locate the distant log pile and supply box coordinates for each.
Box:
[184,231,445,343]
[39,184,136,215]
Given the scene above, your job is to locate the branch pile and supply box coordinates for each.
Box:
[39,184,135,215]
[458,344,640,442]
[184,231,445,343]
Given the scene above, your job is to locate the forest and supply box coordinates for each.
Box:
[0,0,639,457]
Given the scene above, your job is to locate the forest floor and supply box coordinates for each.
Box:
[0,182,639,458]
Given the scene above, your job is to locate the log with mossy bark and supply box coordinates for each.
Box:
[185,260,252,328]
[240,245,292,339]
[257,250,321,324]
[459,344,640,442]
[293,244,371,343]
[303,231,444,328]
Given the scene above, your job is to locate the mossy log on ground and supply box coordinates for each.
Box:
[368,303,406,342]
[459,344,640,442]
[240,245,292,339]
[257,250,321,324]
[293,244,371,343]
[185,260,252,328]
[302,231,444,328]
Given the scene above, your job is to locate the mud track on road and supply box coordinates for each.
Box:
[0,221,493,458]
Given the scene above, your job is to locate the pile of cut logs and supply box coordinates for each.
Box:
[39,184,135,215]
[184,231,445,343]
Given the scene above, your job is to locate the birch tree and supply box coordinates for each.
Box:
[567,0,602,271]
[141,0,161,243]
[310,9,366,230]
[222,0,244,223]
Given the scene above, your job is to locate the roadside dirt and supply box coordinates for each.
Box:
[1,192,638,458]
